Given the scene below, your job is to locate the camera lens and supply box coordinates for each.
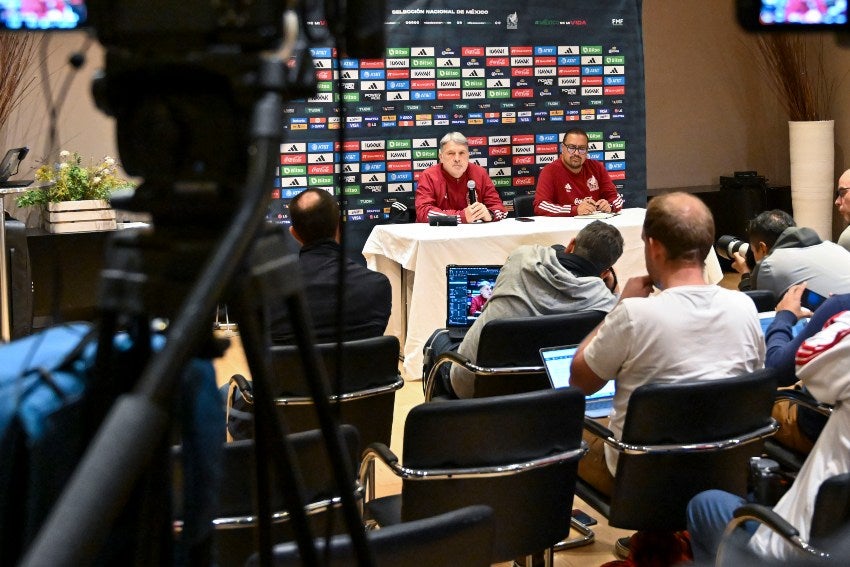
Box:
[715,235,750,261]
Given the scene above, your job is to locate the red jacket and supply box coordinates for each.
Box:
[415,162,508,223]
[533,158,624,217]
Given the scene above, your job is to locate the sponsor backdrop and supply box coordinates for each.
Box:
[271,0,646,257]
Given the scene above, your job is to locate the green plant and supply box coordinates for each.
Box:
[16,151,133,207]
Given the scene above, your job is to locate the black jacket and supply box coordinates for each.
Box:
[270,239,392,344]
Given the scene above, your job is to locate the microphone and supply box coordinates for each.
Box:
[467,180,483,223]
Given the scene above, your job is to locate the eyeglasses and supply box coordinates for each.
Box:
[563,144,588,155]
[837,187,849,199]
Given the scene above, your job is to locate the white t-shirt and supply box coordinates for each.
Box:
[583,285,766,476]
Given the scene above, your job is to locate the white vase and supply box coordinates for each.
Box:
[789,120,834,240]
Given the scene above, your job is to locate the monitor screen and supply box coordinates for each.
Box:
[445,264,501,328]
[0,1,88,31]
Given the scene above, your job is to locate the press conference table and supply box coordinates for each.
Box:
[362,208,724,379]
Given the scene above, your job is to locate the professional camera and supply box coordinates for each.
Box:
[748,457,792,506]
[715,235,750,261]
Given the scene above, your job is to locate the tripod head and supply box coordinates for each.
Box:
[86,0,302,227]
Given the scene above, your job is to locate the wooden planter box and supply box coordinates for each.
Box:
[44,199,117,233]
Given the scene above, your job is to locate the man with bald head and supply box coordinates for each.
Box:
[570,192,765,500]
[269,188,391,343]
[836,169,850,252]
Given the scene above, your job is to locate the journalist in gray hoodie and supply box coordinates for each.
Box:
[736,209,850,299]
[451,221,623,398]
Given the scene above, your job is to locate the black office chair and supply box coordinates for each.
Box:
[513,193,535,217]
[765,388,833,472]
[248,505,495,567]
[716,473,850,565]
[228,336,403,449]
[172,426,361,567]
[360,388,588,565]
[424,310,605,400]
[743,289,777,312]
[577,368,780,532]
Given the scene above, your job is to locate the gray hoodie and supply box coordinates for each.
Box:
[450,244,618,398]
[753,227,850,298]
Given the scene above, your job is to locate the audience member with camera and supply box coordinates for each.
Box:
[731,209,850,298]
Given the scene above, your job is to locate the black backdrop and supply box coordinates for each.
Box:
[270,0,646,258]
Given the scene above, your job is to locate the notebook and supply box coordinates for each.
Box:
[540,345,616,418]
[445,264,502,339]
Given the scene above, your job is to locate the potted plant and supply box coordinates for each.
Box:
[16,150,134,233]
[754,34,837,240]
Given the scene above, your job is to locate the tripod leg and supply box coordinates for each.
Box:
[236,230,375,567]
[230,286,319,567]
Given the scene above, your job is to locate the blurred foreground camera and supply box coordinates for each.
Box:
[715,235,750,261]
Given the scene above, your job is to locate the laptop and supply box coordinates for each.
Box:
[758,311,809,337]
[0,147,33,188]
[445,264,502,339]
[540,345,616,418]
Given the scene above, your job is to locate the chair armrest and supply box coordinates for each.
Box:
[583,416,779,456]
[718,503,829,561]
[583,416,616,439]
[732,504,798,539]
[775,389,833,417]
[230,373,253,403]
[425,350,474,400]
[424,350,543,401]
[358,442,401,492]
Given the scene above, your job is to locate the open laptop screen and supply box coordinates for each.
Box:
[445,264,501,329]
[541,345,616,418]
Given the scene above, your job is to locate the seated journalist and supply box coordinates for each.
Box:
[763,283,850,455]
[269,188,391,344]
[426,220,623,399]
[533,126,624,217]
[687,310,850,564]
[733,209,850,298]
[569,192,764,499]
[414,131,508,224]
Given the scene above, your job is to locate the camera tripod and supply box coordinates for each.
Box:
[19,14,374,567]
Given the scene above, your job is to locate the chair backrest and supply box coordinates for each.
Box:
[608,367,779,531]
[399,387,586,562]
[473,310,605,398]
[743,289,777,312]
[172,426,361,567]
[512,193,535,217]
[250,505,494,567]
[811,472,850,546]
[269,335,402,448]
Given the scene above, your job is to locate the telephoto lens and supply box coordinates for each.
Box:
[715,235,750,261]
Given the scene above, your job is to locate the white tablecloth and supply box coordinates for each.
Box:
[362,208,723,379]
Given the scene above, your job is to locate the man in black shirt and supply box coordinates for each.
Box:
[270,188,391,343]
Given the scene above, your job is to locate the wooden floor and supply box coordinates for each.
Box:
[210,273,743,566]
